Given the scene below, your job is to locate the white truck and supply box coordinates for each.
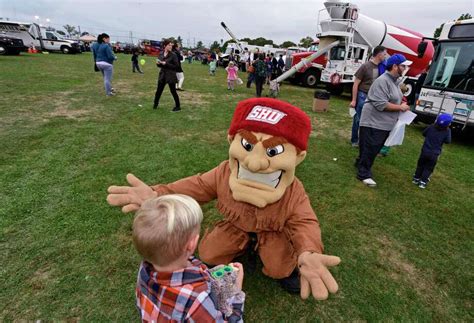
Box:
[0,20,81,54]
[415,19,474,130]
[220,22,286,66]
[316,0,434,100]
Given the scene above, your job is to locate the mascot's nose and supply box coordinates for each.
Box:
[244,145,270,172]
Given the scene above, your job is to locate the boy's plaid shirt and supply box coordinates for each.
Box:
[136,258,244,322]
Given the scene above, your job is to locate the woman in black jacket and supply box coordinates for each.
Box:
[153,39,180,111]
[173,42,185,91]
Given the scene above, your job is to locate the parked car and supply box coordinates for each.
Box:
[0,34,25,55]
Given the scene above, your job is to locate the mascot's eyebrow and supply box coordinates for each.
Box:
[238,130,288,149]
[262,137,287,148]
[238,130,258,144]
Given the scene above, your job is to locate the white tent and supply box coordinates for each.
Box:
[79,34,96,42]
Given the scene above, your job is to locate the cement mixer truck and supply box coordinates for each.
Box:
[316,0,434,100]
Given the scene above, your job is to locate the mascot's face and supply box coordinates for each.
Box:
[228,130,306,208]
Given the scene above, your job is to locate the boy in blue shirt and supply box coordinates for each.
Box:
[413,113,452,189]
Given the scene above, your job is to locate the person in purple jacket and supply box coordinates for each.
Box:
[413,113,452,189]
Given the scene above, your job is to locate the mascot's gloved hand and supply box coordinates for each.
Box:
[298,251,341,300]
[107,174,157,213]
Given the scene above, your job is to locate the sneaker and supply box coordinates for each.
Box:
[106,92,116,97]
[111,87,116,93]
[361,178,377,187]
[412,177,420,185]
[172,107,181,112]
[279,270,300,294]
[153,104,158,109]
[351,142,359,148]
[177,88,184,91]
[418,181,427,189]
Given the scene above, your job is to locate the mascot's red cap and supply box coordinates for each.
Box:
[228,98,312,151]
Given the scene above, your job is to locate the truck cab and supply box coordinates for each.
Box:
[284,40,327,87]
[415,19,474,130]
[320,43,369,94]
[28,25,81,53]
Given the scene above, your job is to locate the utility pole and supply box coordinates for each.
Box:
[78,25,81,37]
[130,31,133,44]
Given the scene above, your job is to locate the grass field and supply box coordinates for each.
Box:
[1,52,473,322]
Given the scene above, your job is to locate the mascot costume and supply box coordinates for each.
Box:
[107,98,340,300]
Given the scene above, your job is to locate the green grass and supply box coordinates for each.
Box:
[1,52,473,321]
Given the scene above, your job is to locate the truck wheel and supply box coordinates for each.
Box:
[327,83,344,95]
[403,79,416,105]
[0,45,6,55]
[61,46,70,54]
[303,69,320,88]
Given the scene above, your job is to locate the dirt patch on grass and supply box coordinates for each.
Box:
[47,106,90,120]
[28,266,54,290]
[377,236,448,316]
[178,90,212,107]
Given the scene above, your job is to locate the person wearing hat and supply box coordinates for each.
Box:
[107,98,341,300]
[350,45,387,147]
[356,53,412,187]
[412,113,452,189]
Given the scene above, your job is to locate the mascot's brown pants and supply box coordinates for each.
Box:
[198,221,297,279]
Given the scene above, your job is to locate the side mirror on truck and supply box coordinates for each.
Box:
[417,41,428,58]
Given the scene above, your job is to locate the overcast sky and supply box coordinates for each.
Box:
[1,0,473,45]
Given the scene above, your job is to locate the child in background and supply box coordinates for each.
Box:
[133,194,245,322]
[225,61,239,91]
[412,113,452,189]
[209,59,217,76]
[131,50,143,74]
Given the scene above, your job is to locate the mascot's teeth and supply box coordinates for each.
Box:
[238,166,282,188]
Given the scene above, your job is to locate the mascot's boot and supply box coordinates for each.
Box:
[233,233,259,274]
[278,269,300,294]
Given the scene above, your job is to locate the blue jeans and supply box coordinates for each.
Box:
[356,126,390,180]
[351,91,367,144]
[97,62,114,95]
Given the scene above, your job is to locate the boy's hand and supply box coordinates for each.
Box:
[231,262,244,291]
[107,174,157,213]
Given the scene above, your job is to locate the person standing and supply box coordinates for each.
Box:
[350,46,387,146]
[173,42,185,91]
[277,54,285,78]
[92,33,117,96]
[131,49,143,74]
[153,39,180,112]
[253,53,267,97]
[412,114,452,189]
[225,61,239,91]
[356,54,412,187]
[187,50,193,64]
[240,48,249,72]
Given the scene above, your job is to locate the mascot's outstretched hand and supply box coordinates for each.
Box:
[298,252,341,300]
[107,174,157,213]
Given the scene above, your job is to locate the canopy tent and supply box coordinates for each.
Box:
[79,34,96,42]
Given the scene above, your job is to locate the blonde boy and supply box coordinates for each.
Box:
[133,194,245,322]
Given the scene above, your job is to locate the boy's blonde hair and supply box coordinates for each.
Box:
[229,61,234,66]
[132,194,202,266]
